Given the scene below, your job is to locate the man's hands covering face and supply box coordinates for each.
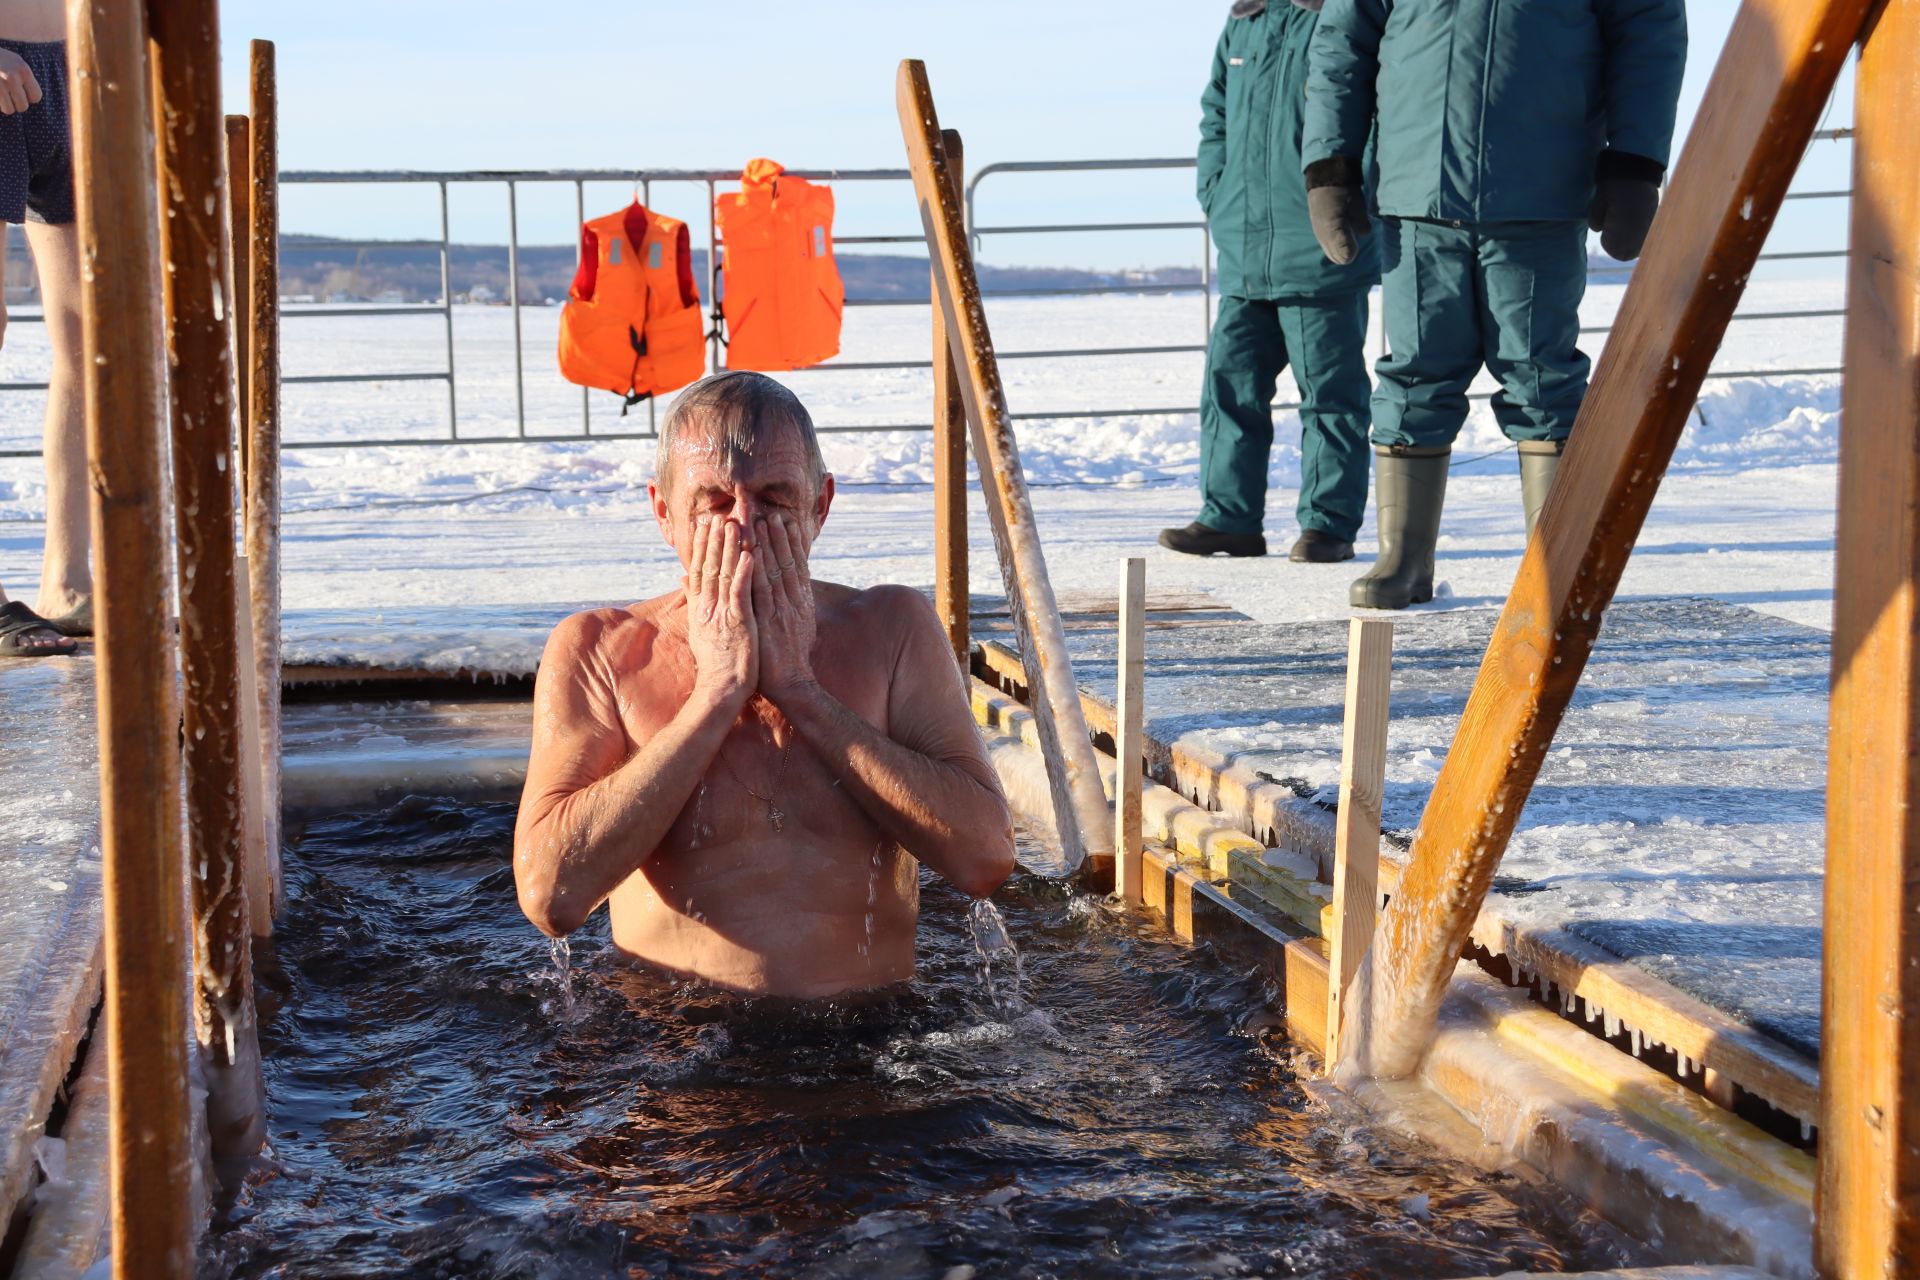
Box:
[685,514,758,705]
[750,514,818,704]
[684,513,817,708]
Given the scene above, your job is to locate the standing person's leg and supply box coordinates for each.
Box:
[1277,289,1371,562]
[25,219,86,622]
[1161,294,1286,557]
[1353,218,1480,609]
[1476,219,1590,537]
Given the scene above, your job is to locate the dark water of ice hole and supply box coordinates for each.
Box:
[205,796,1637,1278]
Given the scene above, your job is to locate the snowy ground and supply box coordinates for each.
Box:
[0,286,1843,1049]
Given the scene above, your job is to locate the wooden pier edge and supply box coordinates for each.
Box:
[932,128,969,666]
[1817,0,1920,1273]
[1351,0,1879,1083]
[896,59,1110,869]
[67,0,197,1271]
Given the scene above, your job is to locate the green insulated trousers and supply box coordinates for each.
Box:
[1197,291,1372,541]
[1369,217,1591,450]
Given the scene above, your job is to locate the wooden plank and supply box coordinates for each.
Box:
[896,59,1109,871]
[1817,1,1920,1273]
[974,635,1825,1123]
[1351,0,1878,1081]
[149,0,266,1164]
[67,0,197,1271]
[932,128,968,666]
[224,114,250,496]
[245,41,284,919]
[1115,558,1146,902]
[1326,618,1391,1069]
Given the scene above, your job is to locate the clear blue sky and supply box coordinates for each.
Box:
[218,0,1853,269]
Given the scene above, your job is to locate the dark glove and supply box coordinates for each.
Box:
[1305,156,1370,266]
[1588,150,1665,262]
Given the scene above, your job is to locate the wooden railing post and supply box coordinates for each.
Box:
[933,129,969,667]
[244,40,284,919]
[1326,618,1391,1070]
[1114,558,1146,903]
[1817,0,1920,1272]
[897,60,1111,874]
[67,0,196,1270]
[1344,0,1876,1081]
[148,0,266,1162]
[224,113,251,497]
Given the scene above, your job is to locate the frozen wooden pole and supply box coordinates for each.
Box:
[932,127,969,666]
[224,114,250,497]
[1343,0,1876,1081]
[233,558,271,938]
[66,0,196,1271]
[897,59,1110,873]
[245,39,283,917]
[1817,0,1920,1273]
[148,0,266,1163]
[1325,618,1391,1070]
[1114,558,1146,902]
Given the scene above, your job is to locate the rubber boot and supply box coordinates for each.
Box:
[1350,447,1450,611]
[1518,440,1565,540]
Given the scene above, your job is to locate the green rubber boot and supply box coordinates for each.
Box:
[1518,440,1565,539]
[1350,448,1451,611]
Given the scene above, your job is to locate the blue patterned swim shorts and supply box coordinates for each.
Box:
[0,38,73,226]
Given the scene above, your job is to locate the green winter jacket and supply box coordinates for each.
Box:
[1302,0,1686,224]
[1199,0,1379,300]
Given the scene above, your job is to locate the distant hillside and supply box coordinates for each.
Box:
[279,235,1204,305]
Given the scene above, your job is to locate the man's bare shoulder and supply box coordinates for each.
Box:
[541,595,683,673]
[815,582,943,653]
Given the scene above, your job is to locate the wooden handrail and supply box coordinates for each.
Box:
[70,0,196,1271]
[1816,0,1920,1271]
[932,128,969,667]
[897,59,1111,872]
[149,0,266,1163]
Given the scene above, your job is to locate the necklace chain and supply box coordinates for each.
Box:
[717,731,793,831]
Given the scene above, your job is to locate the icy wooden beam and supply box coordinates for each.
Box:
[932,128,969,666]
[896,59,1110,873]
[225,114,251,493]
[69,0,195,1270]
[1817,0,1920,1272]
[1348,0,1878,1080]
[149,0,267,1164]
[245,40,284,918]
[1115,558,1146,902]
[1326,618,1390,1070]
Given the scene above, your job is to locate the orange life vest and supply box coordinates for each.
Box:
[716,159,844,372]
[558,202,705,407]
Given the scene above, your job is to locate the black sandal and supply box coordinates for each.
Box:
[0,600,79,658]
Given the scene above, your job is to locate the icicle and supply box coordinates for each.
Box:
[1630,1028,1643,1057]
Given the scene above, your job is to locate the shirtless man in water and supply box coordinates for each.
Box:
[514,372,1015,997]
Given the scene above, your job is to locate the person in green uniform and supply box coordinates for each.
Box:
[1302,0,1685,608]
[1159,0,1380,563]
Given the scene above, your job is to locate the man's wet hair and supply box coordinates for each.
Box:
[657,371,826,499]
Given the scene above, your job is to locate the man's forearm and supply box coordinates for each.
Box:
[773,679,1013,897]
[517,687,740,935]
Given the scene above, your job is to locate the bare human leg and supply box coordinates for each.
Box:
[25,219,88,619]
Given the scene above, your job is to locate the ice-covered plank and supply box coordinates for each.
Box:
[1030,597,1830,1057]
[0,659,104,1228]
[281,601,606,678]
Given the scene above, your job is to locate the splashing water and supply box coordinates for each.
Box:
[968,898,1025,1014]
[547,935,575,1019]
